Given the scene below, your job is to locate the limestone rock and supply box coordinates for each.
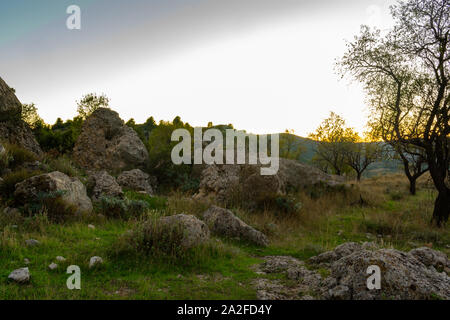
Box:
[87,170,123,201]
[0,76,22,121]
[323,249,450,300]
[158,214,210,249]
[117,169,154,195]
[14,171,93,214]
[8,267,30,283]
[89,256,103,268]
[0,77,42,155]
[73,108,149,171]
[202,206,269,247]
[196,158,344,206]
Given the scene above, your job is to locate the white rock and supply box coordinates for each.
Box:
[89,256,103,268]
[88,224,95,230]
[24,258,30,264]
[48,263,58,270]
[8,267,30,283]
[56,256,66,262]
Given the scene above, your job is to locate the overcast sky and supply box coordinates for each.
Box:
[0,0,397,136]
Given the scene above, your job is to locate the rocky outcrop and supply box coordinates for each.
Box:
[158,214,210,249]
[0,77,22,121]
[253,243,450,300]
[0,77,42,155]
[323,248,450,300]
[14,171,93,214]
[196,158,344,205]
[87,170,123,201]
[73,108,149,171]
[202,206,269,247]
[117,169,154,195]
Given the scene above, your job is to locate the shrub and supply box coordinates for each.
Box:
[0,169,43,199]
[44,155,81,177]
[124,191,167,210]
[25,190,78,223]
[119,216,189,258]
[3,144,37,169]
[96,196,149,219]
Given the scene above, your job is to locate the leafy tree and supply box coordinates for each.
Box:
[280,129,303,160]
[147,118,194,189]
[394,144,428,195]
[342,135,384,181]
[21,103,43,129]
[338,0,449,225]
[76,93,110,119]
[309,112,357,175]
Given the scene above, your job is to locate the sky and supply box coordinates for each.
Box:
[0,0,397,136]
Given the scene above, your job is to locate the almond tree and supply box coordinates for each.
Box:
[339,0,449,225]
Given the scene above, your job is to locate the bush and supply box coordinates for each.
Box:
[2,144,37,169]
[25,190,78,223]
[0,169,43,199]
[44,155,81,177]
[119,216,189,258]
[96,196,149,219]
[124,191,167,210]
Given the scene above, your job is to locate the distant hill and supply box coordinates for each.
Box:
[278,133,402,177]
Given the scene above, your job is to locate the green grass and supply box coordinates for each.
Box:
[0,174,448,300]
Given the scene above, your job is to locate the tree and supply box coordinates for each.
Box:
[394,144,428,195]
[338,0,449,225]
[309,112,358,175]
[76,93,110,119]
[280,129,303,160]
[343,137,384,181]
[21,103,43,129]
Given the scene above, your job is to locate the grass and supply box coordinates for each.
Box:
[0,172,448,299]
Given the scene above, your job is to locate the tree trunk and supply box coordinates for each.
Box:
[408,177,416,196]
[432,188,450,227]
[356,172,362,182]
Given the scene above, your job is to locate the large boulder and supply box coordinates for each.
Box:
[202,206,269,247]
[0,77,42,155]
[307,243,450,300]
[158,214,210,249]
[73,108,149,171]
[87,170,123,201]
[196,158,344,205]
[14,171,93,214]
[0,77,21,121]
[324,248,450,300]
[117,169,155,195]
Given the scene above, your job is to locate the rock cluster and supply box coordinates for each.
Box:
[196,158,344,205]
[254,242,450,300]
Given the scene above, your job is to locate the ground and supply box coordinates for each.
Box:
[0,173,448,300]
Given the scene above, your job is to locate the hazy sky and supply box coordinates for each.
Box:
[0,0,397,136]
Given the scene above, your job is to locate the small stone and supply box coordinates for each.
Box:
[337,230,343,236]
[25,239,40,246]
[89,256,103,268]
[48,263,58,270]
[24,258,30,264]
[56,256,66,262]
[8,267,30,283]
[88,224,95,230]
